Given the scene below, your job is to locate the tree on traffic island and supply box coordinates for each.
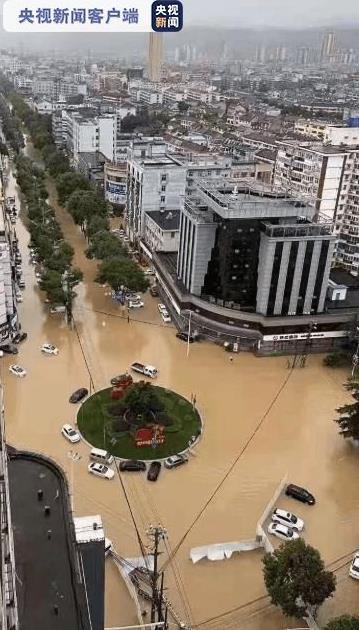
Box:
[335,381,359,441]
[263,538,336,619]
[56,171,91,205]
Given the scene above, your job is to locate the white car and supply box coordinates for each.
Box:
[272,508,304,532]
[161,310,171,324]
[144,269,156,276]
[349,552,359,580]
[268,522,300,542]
[158,303,167,314]
[61,424,81,444]
[128,299,144,309]
[41,343,59,356]
[9,365,26,378]
[164,454,188,469]
[88,462,115,480]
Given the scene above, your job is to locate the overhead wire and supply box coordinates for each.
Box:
[163,366,296,570]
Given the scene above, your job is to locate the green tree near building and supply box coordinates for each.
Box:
[96,256,148,293]
[335,381,359,441]
[326,616,359,630]
[56,171,91,205]
[67,189,108,228]
[263,539,336,619]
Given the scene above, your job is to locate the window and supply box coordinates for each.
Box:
[171,232,176,238]
[161,196,165,203]
[161,174,167,182]
[161,185,166,192]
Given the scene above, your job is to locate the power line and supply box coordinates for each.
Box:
[163,367,296,571]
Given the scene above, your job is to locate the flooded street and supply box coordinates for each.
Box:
[3,145,359,628]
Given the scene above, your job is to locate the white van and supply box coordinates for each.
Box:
[90,448,114,465]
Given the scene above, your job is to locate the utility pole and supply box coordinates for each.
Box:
[147,525,168,628]
[300,321,317,368]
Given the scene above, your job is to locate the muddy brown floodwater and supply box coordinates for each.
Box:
[3,144,359,629]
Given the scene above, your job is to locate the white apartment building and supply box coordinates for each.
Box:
[136,88,163,105]
[274,139,359,275]
[171,155,232,196]
[144,210,180,252]
[274,140,348,223]
[72,115,117,163]
[127,138,186,238]
[104,162,127,207]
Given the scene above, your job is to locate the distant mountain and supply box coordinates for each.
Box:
[1,25,359,57]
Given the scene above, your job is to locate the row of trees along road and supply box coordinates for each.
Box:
[4,82,148,294]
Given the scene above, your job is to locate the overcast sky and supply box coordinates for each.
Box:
[182,0,359,28]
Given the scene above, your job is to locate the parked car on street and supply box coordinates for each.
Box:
[271,508,304,532]
[9,364,26,378]
[285,484,315,505]
[88,462,114,480]
[149,285,159,297]
[176,332,195,343]
[268,522,300,542]
[61,424,81,444]
[41,343,59,356]
[161,311,171,324]
[2,344,18,355]
[13,332,27,344]
[147,461,161,481]
[157,303,167,314]
[69,388,88,403]
[164,455,188,469]
[119,460,146,472]
[128,299,144,309]
[131,363,158,378]
[349,552,359,580]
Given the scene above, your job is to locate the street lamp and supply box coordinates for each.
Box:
[67,450,81,512]
[300,321,317,368]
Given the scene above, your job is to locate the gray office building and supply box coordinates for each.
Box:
[177,180,335,317]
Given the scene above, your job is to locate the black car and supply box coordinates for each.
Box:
[69,388,89,404]
[176,332,195,343]
[285,484,315,505]
[13,332,27,344]
[147,461,161,482]
[1,344,18,355]
[120,460,146,472]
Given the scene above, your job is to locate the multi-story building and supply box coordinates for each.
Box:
[176,180,334,318]
[274,140,349,224]
[171,155,232,197]
[104,161,127,208]
[72,114,117,163]
[126,138,186,238]
[144,210,180,253]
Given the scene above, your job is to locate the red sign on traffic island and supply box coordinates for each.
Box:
[135,426,165,447]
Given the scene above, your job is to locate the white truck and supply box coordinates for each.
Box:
[130,363,158,379]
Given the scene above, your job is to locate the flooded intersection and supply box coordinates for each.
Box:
[3,154,359,629]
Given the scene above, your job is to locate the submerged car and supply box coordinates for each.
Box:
[13,332,27,344]
[119,460,146,472]
[2,344,18,355]
[69,388,88,404]
[9,364,26,378]
[88,462,114,480]
[41,343,59,356]
[61,424,81,444]
[176,332,195,343]
[268,522,300,542]
[271,508,304,532]
[147,461,161,482]
[285,484,315,505]
[164,455,188,469]
[349,552,359,580]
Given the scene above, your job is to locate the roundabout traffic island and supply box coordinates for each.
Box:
[77,378,202,460]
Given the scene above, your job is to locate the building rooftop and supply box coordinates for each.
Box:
[196,179,313,220]
[146,209,180,231]
[8,452,92,630]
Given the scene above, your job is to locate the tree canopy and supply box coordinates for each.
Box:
[67,189,108,227]
[335,381,359,441]
[326,616,359,630]
[263,538,336,619]
[96,256,148,293]
[56,171,91,205]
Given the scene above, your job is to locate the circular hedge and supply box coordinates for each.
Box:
[77,384,202,460]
